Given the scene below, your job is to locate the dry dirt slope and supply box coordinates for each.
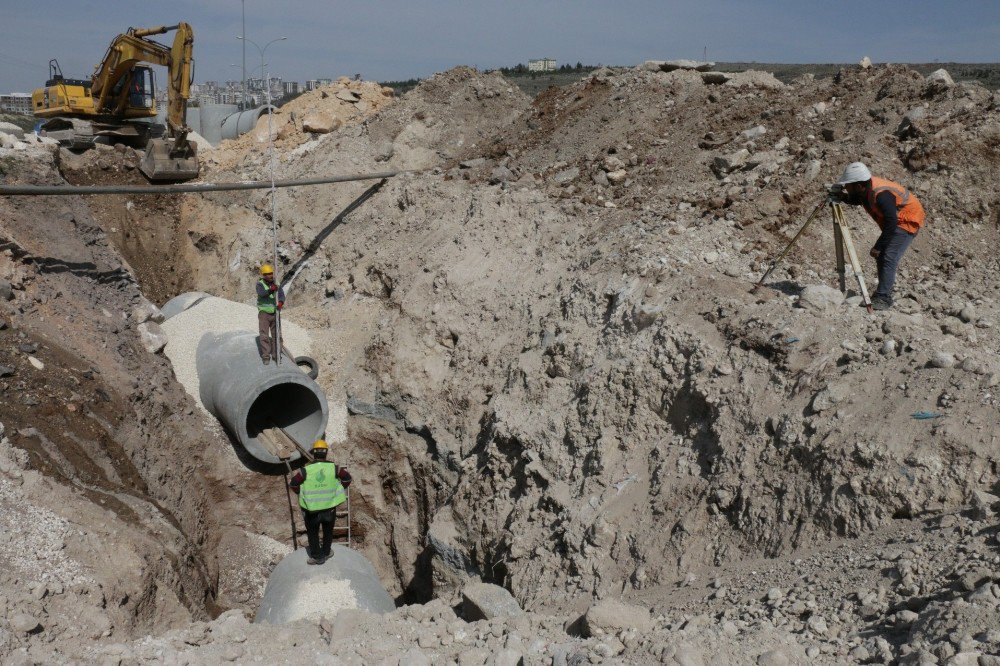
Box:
[131,63,1000,660]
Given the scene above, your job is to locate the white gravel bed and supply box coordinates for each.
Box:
[288,577,358,621]
[161,296,312,412]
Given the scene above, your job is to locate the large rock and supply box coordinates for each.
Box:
[712,149,750,176]
[581,599,653,637]
[606,168,628,184]
[461,582,523,621]
[972,490,999,520]
[375,140,395,163]
[552,166,579,184]
[811,382,851,413]
[302,112,342,134]
[137,321,168,354]
[131,300,165,324]
[930,351,956,368]
[9,614,41,635]
[897,107,927,138]
[926,68,954,85]
[797,284,845,311]
[0,121,25,139]
[254,546,394,624]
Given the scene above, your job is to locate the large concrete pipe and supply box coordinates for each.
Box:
[156,104,239,146]
[196,104,238,145]
[220,105,276,142]
[160,293,327,465]
[254,547,395,624]
[196,331,327,464]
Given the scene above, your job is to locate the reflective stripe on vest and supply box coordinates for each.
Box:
[257,279,277,313]
[864,176,925,234]
[299,461,347,511]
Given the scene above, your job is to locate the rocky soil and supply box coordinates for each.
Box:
[1,61,999,664]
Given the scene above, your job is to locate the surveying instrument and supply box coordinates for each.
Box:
[753,186,874,313]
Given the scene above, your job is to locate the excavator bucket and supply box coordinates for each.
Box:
[140,138,199,181]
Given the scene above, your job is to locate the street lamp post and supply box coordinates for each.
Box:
[241,0,246,111]
[236,35,286,108]
[231,63,268,106]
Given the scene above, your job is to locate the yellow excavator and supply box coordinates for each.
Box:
[32,23,199,181]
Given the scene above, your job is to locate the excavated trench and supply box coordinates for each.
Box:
[38,161,453,623]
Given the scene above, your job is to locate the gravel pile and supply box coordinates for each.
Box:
[161,296,312,412]
[288,577,358,621]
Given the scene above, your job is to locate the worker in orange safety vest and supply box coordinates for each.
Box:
[835,162,925,310]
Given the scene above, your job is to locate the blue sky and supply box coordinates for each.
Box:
[1,0,997,92]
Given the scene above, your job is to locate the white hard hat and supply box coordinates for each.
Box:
[836,162,872,185]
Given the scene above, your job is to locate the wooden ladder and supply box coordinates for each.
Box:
[262,424,352,549]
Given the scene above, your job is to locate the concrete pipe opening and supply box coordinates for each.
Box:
[244,382,326,455]
[196,331,329,465]
[159,294,328,466]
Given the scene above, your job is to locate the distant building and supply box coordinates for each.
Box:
[0,93,32,115]
[528,58,557,72]
[305,79,318,91]
[283,81,299,95]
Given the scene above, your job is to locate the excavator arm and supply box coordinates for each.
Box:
[97,23,198,181]
[90,23,193,141]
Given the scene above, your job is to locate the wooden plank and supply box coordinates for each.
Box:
[258,428,294,459]
[276,426,315,462]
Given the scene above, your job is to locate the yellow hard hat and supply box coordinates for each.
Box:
[260,263,274,275]
[312,439,328,451]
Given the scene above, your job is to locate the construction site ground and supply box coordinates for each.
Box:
[0,65,999,664]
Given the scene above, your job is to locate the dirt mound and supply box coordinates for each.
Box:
[366,65,532,168]
[208,76,395,172]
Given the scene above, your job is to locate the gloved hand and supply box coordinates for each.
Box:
[269,283,278,292]
[870,247,880,258]
[277,301,284,310]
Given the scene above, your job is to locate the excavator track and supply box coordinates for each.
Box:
[38,117,164,151]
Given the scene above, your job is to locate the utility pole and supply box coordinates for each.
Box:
[241,0,246,111]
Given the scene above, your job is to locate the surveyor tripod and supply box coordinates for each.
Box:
[753,199,874,313]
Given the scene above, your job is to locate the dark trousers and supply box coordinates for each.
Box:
[302,509,335,558]
[258,311,277,360]
[874,228,916,302]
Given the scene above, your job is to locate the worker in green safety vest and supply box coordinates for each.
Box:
[256,263,285,365]
[289,439,352,565]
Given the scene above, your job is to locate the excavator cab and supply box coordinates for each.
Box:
[109,66,156,115]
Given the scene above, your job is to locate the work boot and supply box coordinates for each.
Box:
[871,297,892,311]
[261,356,270,365]
[307,556,320,565]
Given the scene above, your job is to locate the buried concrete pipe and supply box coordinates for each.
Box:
[219,105,277,142]
[254,547,395,624]
[160,293,328,465]
[196,331,328,464]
